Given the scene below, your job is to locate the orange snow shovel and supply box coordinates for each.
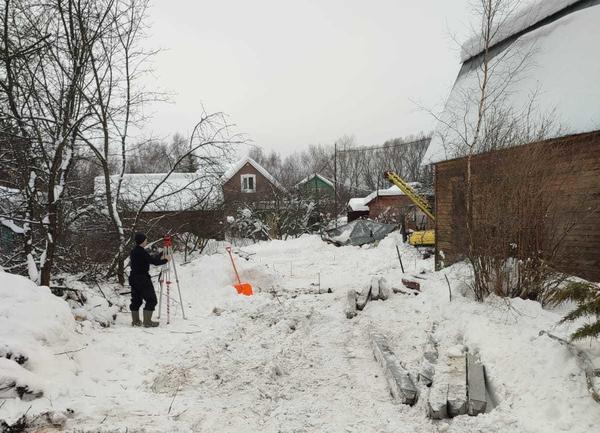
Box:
[225,247,253,296]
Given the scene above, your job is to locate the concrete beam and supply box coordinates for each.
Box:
[427,379,448,419]
[379,277,391,300]
[467,354,487,416]
[423,337,438,364]
[419,359,435,386]
[370,332,418,406]
[447,355,467,417]
[345,290,357,319]
[356,285,371,310]
[370,277,380,300]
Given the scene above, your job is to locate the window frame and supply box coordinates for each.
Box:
[241,174,257,193]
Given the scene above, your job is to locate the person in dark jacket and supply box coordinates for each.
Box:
[129,232,169,327]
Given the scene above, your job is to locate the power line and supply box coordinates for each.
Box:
[336,137,430,154]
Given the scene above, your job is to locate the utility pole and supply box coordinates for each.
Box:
[334,142,337,228]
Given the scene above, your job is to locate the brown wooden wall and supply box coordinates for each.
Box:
[123,210,224,241]
[435,130,600,282]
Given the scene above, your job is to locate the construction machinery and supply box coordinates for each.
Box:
[384,171,435,247]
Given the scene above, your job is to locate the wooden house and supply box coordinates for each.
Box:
[295,174,334,198]
[347,184,434,230]
[221,157,286,210]
[423,0,600,281]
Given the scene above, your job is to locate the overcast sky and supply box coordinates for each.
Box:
[142,0,474,155]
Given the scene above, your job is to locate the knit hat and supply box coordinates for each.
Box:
[134,232,147,245]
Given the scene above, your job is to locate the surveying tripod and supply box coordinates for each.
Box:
[157,235,186,324]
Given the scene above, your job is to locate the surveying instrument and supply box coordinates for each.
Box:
[157,234,186,324]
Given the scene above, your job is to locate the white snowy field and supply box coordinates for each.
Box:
[1,233,599,433]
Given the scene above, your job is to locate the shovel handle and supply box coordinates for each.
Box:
[225,247,242,285]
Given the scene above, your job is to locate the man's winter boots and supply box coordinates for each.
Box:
[143,310,159,328]
[131,310,142,327]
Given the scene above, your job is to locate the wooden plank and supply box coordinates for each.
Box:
[467,354,487,416]
[345,290,357,319]
[447,355,467,417]
[401,278,421,291]
[370,332,418,406]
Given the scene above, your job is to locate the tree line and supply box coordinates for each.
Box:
[249,133,433,194]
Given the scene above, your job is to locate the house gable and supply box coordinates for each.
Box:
[296,174,335,197]
[222,158,285,207]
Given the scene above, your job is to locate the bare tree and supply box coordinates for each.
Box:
[0,0,127,285]
[77,0,163,284]
[102,110,242,281]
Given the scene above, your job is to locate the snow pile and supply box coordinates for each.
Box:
[67,280,120,327]
[425,2,600,165]
[3,234,599,432]
[0,271,75,403]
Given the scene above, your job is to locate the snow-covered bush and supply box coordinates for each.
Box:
[227,207,271,241]
[227,198,331,241]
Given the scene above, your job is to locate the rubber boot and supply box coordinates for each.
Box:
[143,310,159,328]
[131,310,142,327]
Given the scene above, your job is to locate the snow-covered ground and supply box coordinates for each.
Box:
[1,234,599,432]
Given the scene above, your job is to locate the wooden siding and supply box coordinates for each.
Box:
[435,130,600,282]
[122,210,224,240]
[299,176,334,195]
[222,162,281,208]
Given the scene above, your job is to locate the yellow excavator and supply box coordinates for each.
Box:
[384,171,435,247]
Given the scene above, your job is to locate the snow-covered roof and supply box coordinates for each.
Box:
[94,173,222,212]
[348,198,369,212]
[222,157,285,191]
[424,0,600,165]
[348,183,421,212]
[461,0,585,61]
[295,173,334,188]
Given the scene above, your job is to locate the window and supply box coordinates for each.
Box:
[241,174,256,192]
